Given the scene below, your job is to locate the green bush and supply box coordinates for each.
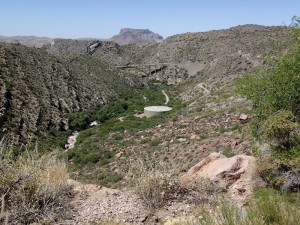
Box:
[262,110,298,143]
[236,29,300,137]
[98,173,123,186]
[223,149,235,158]
[149,139,161,147]
[68,111,92,131]
[114,134,124,140]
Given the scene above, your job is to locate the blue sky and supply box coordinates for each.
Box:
[0,0,299,39]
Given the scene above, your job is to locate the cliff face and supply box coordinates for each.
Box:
[0,43,138,143]
[110,28,163,45]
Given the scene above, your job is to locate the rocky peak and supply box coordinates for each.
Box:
[110,28,163,45]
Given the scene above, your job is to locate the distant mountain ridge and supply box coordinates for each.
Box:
[0,35,52,47]
[110,28,163,45]
[0,28,163,47]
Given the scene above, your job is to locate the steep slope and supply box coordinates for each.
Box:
[0,43,138,143]
[110,28,163,45]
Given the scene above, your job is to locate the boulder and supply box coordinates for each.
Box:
[180,152,260,204]
[239,113,248,121]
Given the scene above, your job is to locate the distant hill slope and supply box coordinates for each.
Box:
[110,28,163,45]
[0,43,139,143]
[0,35,52,47]
[47,25,290,85]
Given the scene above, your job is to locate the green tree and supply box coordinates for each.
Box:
[236,27,300,138]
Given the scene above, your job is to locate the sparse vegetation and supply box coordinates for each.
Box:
[0,139,70,224]
[164,189,300,225]
[1,17,299,224]
[130,160,177,209]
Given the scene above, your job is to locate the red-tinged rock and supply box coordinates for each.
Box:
[180,152,262,205]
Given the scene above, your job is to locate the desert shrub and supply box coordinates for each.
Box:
[262,110,298,143]
[99,174,123,186]
[0,141,69,224]
[272,144,300,165]
[114,134,123,140]
[130,160,177,209]
[149,139,161,147]
[222,148,235,158]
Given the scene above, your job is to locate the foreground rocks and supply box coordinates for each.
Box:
[61,179,196,224]
[180,152,260,205]
[61,152,261,224]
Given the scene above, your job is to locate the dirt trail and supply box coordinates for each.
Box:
[60,179,196,224]
[195,83,210,95]
[162,90,169,105]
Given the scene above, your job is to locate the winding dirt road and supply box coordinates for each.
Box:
[162,90,169,105]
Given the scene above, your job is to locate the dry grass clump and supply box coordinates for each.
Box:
[130,160,177,209]
[164,217,199,225]
[0,140,69,224]
[164,189,300,225]
[130,158,222,210]
[96,219,125,225]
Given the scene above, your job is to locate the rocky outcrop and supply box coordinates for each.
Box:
[180,152,261,204]
[110,28,163,45]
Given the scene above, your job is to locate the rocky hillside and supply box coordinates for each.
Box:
[2,24,291,144]
[110,28,163,45]
[116,25,290,85]
[0,43,139,143]
[0,35,52,47]
[47,25,290,85]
